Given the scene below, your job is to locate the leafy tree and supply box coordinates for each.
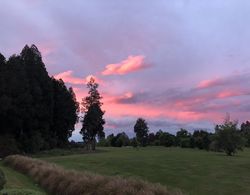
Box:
[153,130,175,147]
[240,121,250,147]
[159,132,175,147]
[116,132,130,147]
[80,78,105,150]
[101,132,130,147]
[134,118,149,146]
[176,129,191,147]
[214,119,245,156]
[106,134,117,147]
[148,132,156,145]
[192,130,211,150]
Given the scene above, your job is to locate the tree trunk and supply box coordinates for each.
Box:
[91,139,96,151]
[85,141,90,150]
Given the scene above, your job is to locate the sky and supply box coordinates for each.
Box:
[1,0,250,141]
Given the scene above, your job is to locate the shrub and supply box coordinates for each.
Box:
[0,136,20,158]
[0,169,6,190]
[214,120,245,156]
[4,155,180,195]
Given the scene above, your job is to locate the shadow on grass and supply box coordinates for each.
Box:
[32,148,108,158]
[214,151,245,158]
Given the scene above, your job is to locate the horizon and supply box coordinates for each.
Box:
[1,0,250,141]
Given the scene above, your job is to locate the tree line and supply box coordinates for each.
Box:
[98,117,250,156]
[1,45,249,157]
[0,45,79,157]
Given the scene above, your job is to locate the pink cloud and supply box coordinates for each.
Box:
[217,90,242,98]
[196,78,220,89]
[54,71,103,85]
[54,70,84,85]
[102,55,148,75]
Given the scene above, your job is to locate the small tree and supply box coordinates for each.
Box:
[192,130,211,150]
[214,118,245,156]
[80,78,105,150]
[159,132,175,147]
[134,118,149,146]
[116,132,130,147]
[240,121,250,147]
[176,129,191,147]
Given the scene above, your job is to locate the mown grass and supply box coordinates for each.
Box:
[4,155,178,195]
[40,147,250,195]
[32,148,105,158]
[0,161,45,194]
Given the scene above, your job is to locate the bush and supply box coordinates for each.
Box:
[214,120,245,156]
[179,138,191,148]
[0,136,20,158]
[0,169,6,190]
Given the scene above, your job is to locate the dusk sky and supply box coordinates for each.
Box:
[1,0,250,140]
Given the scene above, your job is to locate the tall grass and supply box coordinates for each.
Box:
[4,155,181,195]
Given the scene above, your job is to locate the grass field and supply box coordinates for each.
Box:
[39,147,250,195]
[0,161,45,194]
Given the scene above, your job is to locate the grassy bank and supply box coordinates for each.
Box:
[4,155,177,195]
[0,161,45,194]
[40,147,250,195]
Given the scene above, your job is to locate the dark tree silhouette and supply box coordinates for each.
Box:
[80,78,105,150]
[134,118,149,146]
[175,129,191,148]
[240,121,250,147]
[51,78,79,147]
[214,119,245,156]
[0,45,79,156]
[192,130,211,150]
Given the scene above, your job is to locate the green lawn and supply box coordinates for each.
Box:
[39,147,250,195]
[0,161,45,194]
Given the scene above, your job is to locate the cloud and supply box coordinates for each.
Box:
[196,72,250,89]
[102,55,149,75]
[54,70,84,85]
[54,71,103,86]
[102,71,250,122]
[196,78,221,89]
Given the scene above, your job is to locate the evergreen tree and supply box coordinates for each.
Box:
[240,121,250,147]
[80,78,105,150]
[134,118,149,146]
[0,45,80,155]
[20,45,54,151]
[51,78,79,147]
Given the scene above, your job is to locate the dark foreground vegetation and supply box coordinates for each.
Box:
[3,155,180,195]
[0,169,5,191]
[0,45,79,156]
